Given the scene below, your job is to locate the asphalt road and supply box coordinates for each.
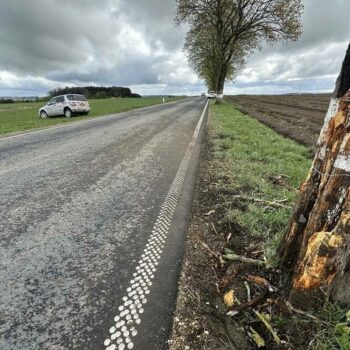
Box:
[0,98,208,350]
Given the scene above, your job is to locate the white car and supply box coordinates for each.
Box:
[207,91,217,99]
[39,94,90,119]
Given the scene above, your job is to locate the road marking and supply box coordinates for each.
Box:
[103,100,209,350]
[0,99,188,142]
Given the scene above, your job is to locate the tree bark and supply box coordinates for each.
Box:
[279,42,350,308]
[216,63,227,104]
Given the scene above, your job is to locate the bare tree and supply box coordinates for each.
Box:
[176,0,303,102]
[280,43,350,308]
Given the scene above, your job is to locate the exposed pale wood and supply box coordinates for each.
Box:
[280,42,350,307]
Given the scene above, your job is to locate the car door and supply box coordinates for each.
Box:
[46,97,57,116]
[54,96,65,115]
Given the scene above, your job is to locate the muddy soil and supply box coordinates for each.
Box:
[226,94,331,148]
[169,132,316,350]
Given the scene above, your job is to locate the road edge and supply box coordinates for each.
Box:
[102,100,209,350]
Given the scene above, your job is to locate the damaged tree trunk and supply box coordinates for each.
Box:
[279,42,350,308]
[216,63,227,104]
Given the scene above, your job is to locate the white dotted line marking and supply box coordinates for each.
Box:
[104,100,208,349]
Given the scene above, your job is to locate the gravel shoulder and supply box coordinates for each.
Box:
[169,129,250,350]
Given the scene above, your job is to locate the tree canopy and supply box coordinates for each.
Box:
[176,0,303,101]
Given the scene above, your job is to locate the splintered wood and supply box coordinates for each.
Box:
[280,43,350,307]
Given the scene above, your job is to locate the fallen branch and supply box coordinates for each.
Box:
[244,281,251,302]
[223,249,266,267]
[286,301,319,321]
[223,253,266,266]
[228,294,281,346]
[273,199,289,203]
[199,241,223,264]
[248,327,266,348]
[246,275,278,292]
[232,195,292,209]
[229,289,269,316]
[219,265,241,290]
[254,309,281,346]
[211,222,219,235]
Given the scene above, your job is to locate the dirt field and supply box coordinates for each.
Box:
[226,94,332,148]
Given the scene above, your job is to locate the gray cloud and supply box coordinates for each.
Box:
[0,0,189,88]
[119,0,187,51]
[0,1,108,74]
[0,0,349,96]
[237,0,350,88]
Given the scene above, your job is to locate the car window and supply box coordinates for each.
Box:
[49,97,57,104]
[66,94,87,101]
[74,95,87,101]
[56,96,65,103]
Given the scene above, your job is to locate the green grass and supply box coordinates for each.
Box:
[309,306,350,350]
[0,96,183,135]
[210,102,312,264]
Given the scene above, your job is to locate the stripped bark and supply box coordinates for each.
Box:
[280,42,350,307]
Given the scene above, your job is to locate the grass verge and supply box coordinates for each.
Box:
[210,102,311,265]
[0,96,184,135]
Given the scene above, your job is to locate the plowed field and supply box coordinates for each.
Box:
[226,94,331,148]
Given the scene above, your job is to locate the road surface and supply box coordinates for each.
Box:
[0,98,208,350]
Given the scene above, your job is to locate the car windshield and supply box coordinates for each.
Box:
[67,94,87,101]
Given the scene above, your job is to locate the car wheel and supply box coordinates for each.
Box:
[64,108,72,118]
[40,110,48,119]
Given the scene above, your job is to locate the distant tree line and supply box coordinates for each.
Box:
[0,97,47,103]
[48,86,141,99]
[0,98,15,104]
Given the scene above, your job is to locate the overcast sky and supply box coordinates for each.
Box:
[0,0,349,97]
